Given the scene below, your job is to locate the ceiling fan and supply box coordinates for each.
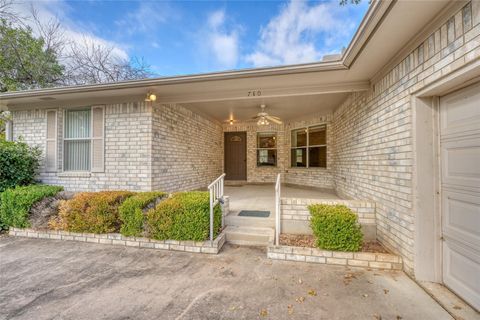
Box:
[253,104,282,125]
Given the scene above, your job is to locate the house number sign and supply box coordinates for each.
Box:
[247,90,262,97]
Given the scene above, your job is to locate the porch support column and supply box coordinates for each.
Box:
[5,120,13,141]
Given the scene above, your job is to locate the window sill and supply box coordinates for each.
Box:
[57,172,91,178]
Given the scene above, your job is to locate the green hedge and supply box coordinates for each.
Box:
[51,191,134,233]
[309,204,363,252]
[0,140,41,192]
[119,191,166,237]
[147,191,221,241]
[0,184,63,230]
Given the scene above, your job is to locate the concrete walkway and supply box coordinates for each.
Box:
[0,236,452,320]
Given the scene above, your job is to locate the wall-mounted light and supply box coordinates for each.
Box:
[145,92,157,102]
[229,119,234,125]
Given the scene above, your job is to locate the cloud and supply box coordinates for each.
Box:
[115,2,177,35]
[202,9,240,69]
[245,0,358,67]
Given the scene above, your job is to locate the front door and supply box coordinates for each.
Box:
[224,132,247,180]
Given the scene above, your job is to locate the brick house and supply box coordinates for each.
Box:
[1,1,479,310]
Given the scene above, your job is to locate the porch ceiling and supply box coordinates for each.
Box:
[182,92,349,123]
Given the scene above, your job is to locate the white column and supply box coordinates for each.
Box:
[5,120,13,141]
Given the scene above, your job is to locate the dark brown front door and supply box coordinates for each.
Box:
[224,132,247,180]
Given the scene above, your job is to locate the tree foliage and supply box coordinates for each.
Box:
[0,18,64,92]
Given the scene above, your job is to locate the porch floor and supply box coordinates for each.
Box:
[224,184,340,216]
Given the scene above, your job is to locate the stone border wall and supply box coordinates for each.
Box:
[9,228,226,254]
[280,198,376,240]
[268,245,402,270]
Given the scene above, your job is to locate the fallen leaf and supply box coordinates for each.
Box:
[396,316,402,320]
[308,289,317,296]
[298,278,303,284]
[453,305,462,310]
[383,289,389,294]
[373,314,382,320]
[259,309,268,317]
[295,296,305,303]
[323,293,329,296]
[362,294,369,298]
[287,304,294,315]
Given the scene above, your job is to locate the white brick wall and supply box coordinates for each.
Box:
[223,113,334,189]
[152,104,223,192]
[333,2,480,273]
[13,102,153,191]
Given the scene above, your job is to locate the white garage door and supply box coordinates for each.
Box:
[440,83,480,311]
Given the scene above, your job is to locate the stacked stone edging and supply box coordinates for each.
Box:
[267,245,402,270]
[9,227,226,254]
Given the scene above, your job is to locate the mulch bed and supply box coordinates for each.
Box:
[279,234,390,253]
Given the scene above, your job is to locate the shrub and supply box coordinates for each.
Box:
[147,191,221,241]
[0,184,63,230]
[119,191,166,237]
[0,140,42,192]
[309,204,363,252]
[50,191,134,233]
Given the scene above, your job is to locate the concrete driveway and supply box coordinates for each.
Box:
[0,236,451,320]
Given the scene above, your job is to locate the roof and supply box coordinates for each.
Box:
[0,0,454,110]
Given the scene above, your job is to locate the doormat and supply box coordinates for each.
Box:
[238,210,270,218]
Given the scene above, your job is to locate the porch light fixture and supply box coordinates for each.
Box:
[229,119,234,125]
[145,92,157,102]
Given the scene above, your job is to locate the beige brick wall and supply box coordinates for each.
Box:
[333,2,480,273]
[12,102,153,191]
[223,113,334,188]
[152,104,223,192]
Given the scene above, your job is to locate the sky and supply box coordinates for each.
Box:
[20,0,369,77]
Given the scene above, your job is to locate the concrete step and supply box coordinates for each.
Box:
[224,226,275,247]
[225,214,275,228]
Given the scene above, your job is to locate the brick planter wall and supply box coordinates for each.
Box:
[9,228,226,254]
[280,198,376,240]
[268,245,402,270]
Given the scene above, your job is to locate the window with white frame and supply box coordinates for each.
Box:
[291,124,326,168]
[64,109,91,171]
[257,132,277,166]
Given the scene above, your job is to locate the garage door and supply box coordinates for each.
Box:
[440,83,480,311]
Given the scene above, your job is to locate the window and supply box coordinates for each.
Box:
[64,109,91,171]
[291,124,326,168]
[257,132,277,166]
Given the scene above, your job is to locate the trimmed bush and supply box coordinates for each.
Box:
[147,191,221,241]
[0,184,63,230]
[0,140,41,192]
[119,191,166,237]
[309,204,363,252]
[50,191,134,233]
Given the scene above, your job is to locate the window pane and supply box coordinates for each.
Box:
[309,125,326,146]
[309,146,327,168]
[257,132,276,148]
[64,140,91,171]
[257,149,277,166]
[65,110,91,139]
[291,128,307,147]
[291,148,306,167]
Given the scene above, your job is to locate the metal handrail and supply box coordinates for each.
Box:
[275,173,281,245]
[208,173,226,242]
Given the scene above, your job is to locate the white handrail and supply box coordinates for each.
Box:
[275,173,281,246]
[208,173,226,242]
